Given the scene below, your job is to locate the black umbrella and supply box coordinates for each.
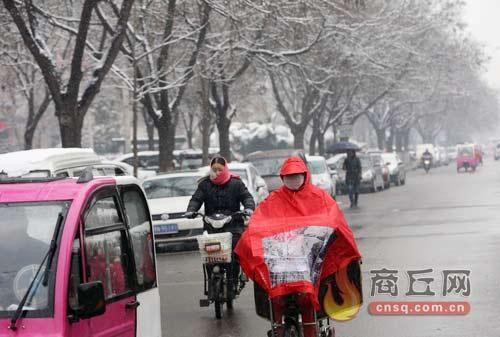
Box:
[327,141,361,154]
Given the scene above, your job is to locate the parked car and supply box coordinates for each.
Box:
[0,173,162,336]
[359,154,385,193]
[368,152,390,189]
[381,152,406,186]
[142,172,205,247]
[199,162,269,204]
[245,149,306,192]
[326,153,347,194]
[116,151,161,171]
[306,155,336,198]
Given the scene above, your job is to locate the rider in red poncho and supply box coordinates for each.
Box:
[235,156,361,337]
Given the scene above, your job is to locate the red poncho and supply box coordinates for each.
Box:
[235,156,361,309]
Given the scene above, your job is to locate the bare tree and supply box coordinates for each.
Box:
[0,42,51,149]
[116,0,211,171]
[199,0,323,159]
[2,0,135,147]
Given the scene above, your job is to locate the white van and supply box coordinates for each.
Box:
[0,148,131,178]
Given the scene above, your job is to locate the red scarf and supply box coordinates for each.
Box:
[210,163,239,185]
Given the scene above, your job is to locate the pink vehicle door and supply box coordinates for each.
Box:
[82,187,137,337]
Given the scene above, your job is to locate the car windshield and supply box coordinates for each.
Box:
[250,157,285,176]
[0,201,69,318]
[458,146,474,156]
[309,160,327,174]
[143,176,201,199]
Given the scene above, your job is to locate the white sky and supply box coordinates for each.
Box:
[463,0,500,88]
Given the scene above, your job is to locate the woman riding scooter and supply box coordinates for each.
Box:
[236,156,362,337]
[185,156,255,295]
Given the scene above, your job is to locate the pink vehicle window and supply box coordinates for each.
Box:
[84,197,131,299]
[122,188,156,290]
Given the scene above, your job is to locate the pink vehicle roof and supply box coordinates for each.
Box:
[0,177,115,202]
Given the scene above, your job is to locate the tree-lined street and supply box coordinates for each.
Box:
[158,160,500,337]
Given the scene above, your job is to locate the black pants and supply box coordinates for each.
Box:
[347,181,360,206]
[229,233,242,290]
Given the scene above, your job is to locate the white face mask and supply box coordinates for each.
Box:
[283,174,305,191]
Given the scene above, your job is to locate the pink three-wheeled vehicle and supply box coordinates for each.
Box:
[456,144,479,173]
[0,172,162,337]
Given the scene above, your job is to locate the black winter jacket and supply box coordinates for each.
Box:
[187,176,255,233]
[343,156,362,184]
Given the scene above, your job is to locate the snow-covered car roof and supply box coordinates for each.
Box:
[0,148,100,177]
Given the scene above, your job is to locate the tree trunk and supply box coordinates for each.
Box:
[199,78,212,165]
[386,127,395,153]
[201,124,211,165]
[216,107,231,160]
[146,124,155,151]
[24,128,35,150]
[158,114,176,172]
[317,132,326,156]
[142,107,156,151]
[395,130,403,153]
[375,128,385,151]
[403,129,410,150]
[57,106,84,147]
[291,126,306,150]
[186,129,193,149]
[332,124,338,144]
[309,116,320,155]
[309,129,317,155]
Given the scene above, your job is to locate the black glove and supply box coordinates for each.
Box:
[243,209,253,217]
[184,211,196,219]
